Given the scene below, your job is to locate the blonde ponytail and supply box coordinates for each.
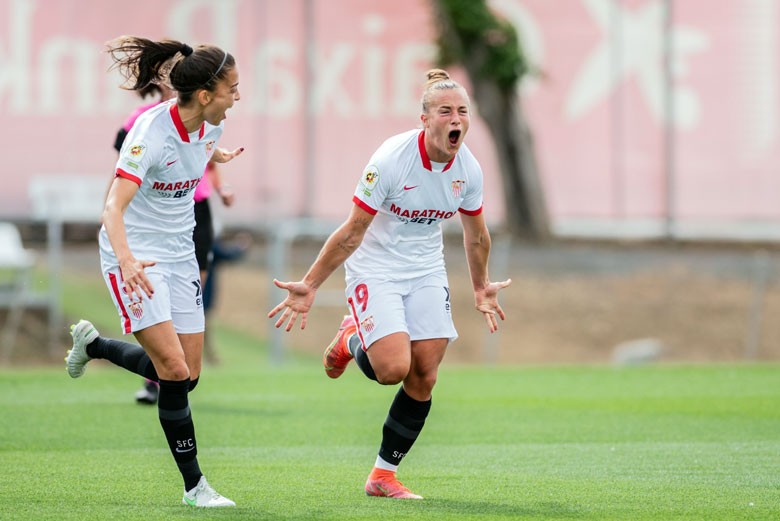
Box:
[421,68,468,113]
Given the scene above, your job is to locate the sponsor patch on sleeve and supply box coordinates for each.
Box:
[360,165,380,195]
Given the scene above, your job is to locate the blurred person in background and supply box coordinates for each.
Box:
[268,69,511,499]
[65,35,242,508]
[190,161,243,365]
[200,227,252,364]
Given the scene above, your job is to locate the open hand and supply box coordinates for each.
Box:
[475,278,512,333]
[120,258,157,301]
[267,279,317,331]
[211,146,244,164]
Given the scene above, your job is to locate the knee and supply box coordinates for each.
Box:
[155,359,190,381]
[167,367,190,381]
[375,364,409,386]
[418,373,438,394]
[405,370,438,397]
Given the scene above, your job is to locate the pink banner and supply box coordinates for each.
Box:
[2,0,779,239]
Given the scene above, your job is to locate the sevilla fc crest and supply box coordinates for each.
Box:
[129,301,144,320]
[451,179,465,198]
[361,315,375,333]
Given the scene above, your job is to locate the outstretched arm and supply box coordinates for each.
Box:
[268,204,374,331]
[460,212,512,333]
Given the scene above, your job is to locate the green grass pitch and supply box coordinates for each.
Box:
[1,338,778,520]
[0,268,776,519]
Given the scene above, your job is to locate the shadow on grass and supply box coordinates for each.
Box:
[420,498,584,519]
[213,499,586,521]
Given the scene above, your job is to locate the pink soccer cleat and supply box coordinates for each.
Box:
[364,468,423,499]
[322,314,357,379]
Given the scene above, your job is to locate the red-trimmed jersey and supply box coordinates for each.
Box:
[346,129,484,280]
[99,100,223,263]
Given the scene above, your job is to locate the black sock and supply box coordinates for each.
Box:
[349,335,377,381]
[158,378,201,490]
[347,334,362,358]
[86,337,158,381]
[378,387,431,466]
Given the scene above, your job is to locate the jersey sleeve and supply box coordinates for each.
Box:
[458,159,484,216]
[115,134,160,186]
[352,157,392,215]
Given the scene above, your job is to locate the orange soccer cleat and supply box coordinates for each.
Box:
[364,468,423,499]
[322,314,357,379]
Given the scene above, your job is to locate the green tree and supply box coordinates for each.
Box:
[432,0,549,239]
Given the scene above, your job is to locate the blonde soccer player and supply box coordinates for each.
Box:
[269,69,511,499]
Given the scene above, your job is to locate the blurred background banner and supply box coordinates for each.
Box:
[1,0,779,240]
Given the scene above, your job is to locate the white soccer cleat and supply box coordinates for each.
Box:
[65,320,99,378]
[182,476,236,508]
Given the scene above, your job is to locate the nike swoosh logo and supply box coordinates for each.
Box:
[403,185,418,190]
[166,159,178,166]
[183,496,196,506]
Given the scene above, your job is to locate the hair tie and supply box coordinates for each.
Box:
[180,44,193,57]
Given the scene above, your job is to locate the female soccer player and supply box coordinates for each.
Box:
[65,36,242,508]
[268,69,511,499]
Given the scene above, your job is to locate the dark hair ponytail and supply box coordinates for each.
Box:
[107,36,235,104]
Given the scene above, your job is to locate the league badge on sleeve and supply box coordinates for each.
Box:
[122,143,146,172]
[127,143,146,161]
[360,165,380,196]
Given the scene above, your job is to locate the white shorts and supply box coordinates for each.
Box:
[101,256,205,335]
[344,271,458,351]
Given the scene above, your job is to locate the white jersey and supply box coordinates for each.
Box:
[346,129,484,281]
[99,100,223,263]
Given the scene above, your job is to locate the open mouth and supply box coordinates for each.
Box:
[448,130,461,146]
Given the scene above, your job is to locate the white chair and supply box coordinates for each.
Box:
[0,222,37,363]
